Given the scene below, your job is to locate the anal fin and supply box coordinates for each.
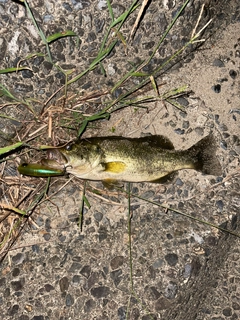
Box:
[102,179,124,190]
[150,172,177,183]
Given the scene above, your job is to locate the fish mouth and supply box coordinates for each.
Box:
[40,148,69,170]
[48,148,68,164]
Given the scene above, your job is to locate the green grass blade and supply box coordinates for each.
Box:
[83,195,91,209]
[78,181,87,231]
[0,142,23,155]
[110,65,138,94]
[0,67,31,74]
[23,0,53,62]
[77,112,110,137]
[0,84,22,102]
[104,0,192,111]
[106,0,115,22]
[127,183,133,291]
[0,84,35,114]
[135,194,240,238]
[0,113,21,122]
[112,186,240,239]
[109,2,139,28]
[46,30,78,43]
[68,0,138,87]
[146,0,190,64]
[165,98,186,111]
[24,52,45,59]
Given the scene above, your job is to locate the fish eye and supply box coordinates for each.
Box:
[65,144,73,151]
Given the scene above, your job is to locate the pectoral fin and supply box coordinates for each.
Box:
[104,161,126,173]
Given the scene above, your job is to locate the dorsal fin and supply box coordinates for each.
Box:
[138,135,174,150]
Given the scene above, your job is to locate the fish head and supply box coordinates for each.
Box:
[57,140,103,176]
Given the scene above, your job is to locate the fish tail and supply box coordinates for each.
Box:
[187,134,222,176]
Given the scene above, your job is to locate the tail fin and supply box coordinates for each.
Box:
[187,134,222,176]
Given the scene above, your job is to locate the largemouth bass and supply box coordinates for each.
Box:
[52,134,221,183]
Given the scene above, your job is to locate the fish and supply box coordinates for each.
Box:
[50,134,222,183]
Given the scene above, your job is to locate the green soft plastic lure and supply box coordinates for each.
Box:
[18,163,65,177]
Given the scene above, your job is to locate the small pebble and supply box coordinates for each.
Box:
[179,111,187,118]
[222,307,232,317]
[216,176,223,183]
[183,263,192,278]
[72,275,81,285]
[43,233,51,241]
[229,108,240,114]
[174,128,185,135]
[11,278,25,291]
[35,216,44,227]
[216,200,224,212]
[110,269,122,286]
[219,124,228,131]
[97,0,107,10]
[32,245,40,253]
[223,132,230,138]
[43,14,53,23]
[80,265,91,278]
[59,276,69,292]
[66,293,74,306]
[12,268,20,277]
[131,187,139,194]
[229,69,237,79]
[58,234,66,242]
[212,84,221,93]
[182,120,189,129]
[118,306,127,320]
[8,304,19,316]
[130,204,140,211]
[21,69,34,78]
[212,58,224,67]
[12,253,25,265]
[141,190,155,198]
[220,140,227,150]
[214,114,220,124]
[229,150,238,156]
[110,256,124,270]
[178,202,184,209]
[94,211,103,222]
[194,127,204,136]
[175,178,183,186]
[69,262,82,273]
[176,97,189,107]
[84,299,96,313]
[152,258,164,269]
[164,281,178,299]
[91,286,110,298]
[62,2,72,11]
[219,77,228,83]
[44,284,54,292]
[177,189,182,196]
[165,253,178,266]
